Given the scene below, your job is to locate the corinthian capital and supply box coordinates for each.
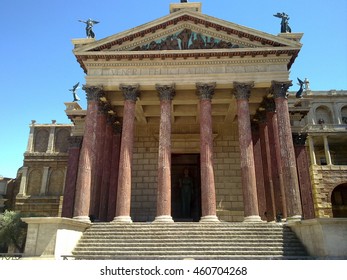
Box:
[119,84,140,101]
[233,82,254,100]
[270,80,293,99]
[156,84,176,101]
[196,82,216,100]
[83,85,103,101]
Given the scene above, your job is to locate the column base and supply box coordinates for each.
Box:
[153,215,174,223]
[286,215,302,223]
[243,215,262,223]
[200,215,220,223]
[113,216,133,223]
[73,216,91,223]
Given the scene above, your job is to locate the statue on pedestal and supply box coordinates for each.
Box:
[79,18,99,38]
[69,82,80,102]
[274,12,292,33]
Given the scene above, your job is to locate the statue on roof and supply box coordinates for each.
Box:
[181,0,188,2]
[69,82,81,102]
[274,12,291,33]
[78,18,99,38]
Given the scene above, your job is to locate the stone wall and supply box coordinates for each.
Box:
[310,165,347,217]
[130,123,244,222]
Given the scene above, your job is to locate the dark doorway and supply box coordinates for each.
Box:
[331,183,347,218]
[171,154,201,222]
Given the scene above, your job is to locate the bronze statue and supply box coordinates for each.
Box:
[69,82,80,102]
[273,12,291,33]
[79,18,99,38]
[296,78,304,98]
[181,0,188,3]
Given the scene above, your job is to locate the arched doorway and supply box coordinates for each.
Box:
[331,183,347,217]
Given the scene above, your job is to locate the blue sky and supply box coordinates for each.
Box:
[0,0,346,178]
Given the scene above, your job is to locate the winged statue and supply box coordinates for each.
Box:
[273,12,291,33]
[69,82,81,102]
[296,78,304,98]
[79,18,99,38]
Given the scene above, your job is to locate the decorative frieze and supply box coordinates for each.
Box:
[233,81,254,100]
[119,84,140,101]
[270,80,293,99]
[196,82,216,100]
[156,84,176,101]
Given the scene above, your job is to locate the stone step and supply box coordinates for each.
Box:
[72,222,309,260]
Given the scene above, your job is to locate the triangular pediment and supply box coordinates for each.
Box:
[74,9,302,53]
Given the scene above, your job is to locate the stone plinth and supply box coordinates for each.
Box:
[288,218,347,258]
[22,217,90,259]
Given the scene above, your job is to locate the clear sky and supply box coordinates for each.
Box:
[0,0,346,178]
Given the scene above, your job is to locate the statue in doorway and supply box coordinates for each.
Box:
[179,168,194,217]
[79,18,99,38]
[273,12,291,33]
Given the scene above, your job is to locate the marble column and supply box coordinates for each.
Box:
[62,136,82,218]
[258,116,276,222]
[196,82,219,222]
[114,84,139,223]
[73,85,102,222]
[99,114,115,221]
[308,136,317,165]
[91,102,107,220]
[265,98,287,219]
[251,122,267,221]
[323,136,332,165]
[233,82,261,222]
[107,124,121,222]
[271,81,302,221]
[293,133,315,219]
[154,84,175,223]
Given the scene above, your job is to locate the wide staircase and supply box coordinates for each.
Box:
[72,222,310,260]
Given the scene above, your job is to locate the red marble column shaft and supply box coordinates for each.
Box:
[98,119,114,221]
[196,83,218,222]
[233,82,261,222]
[251,123,267,221]
[155,84,175,222]
[114,84,139,223]
[91,109,107,220]
[266,108,287,219]
[293,133,315,219]
[62,136,82,218]
[107,129,121,222]
[73,86,102,222]
[271,81,302,220]
[259,120,276,222]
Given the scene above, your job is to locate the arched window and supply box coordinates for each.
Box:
[54,128,70,153]
[34,129,49,152]
[27,169,42,196]
[47,169,64,196]
[315,106,333,124]
[341,106,347,124]
[331,183,347,218]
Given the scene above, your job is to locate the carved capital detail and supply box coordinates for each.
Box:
[270,80,293,99]
[68,136,83,148]
[83,85,103,102]
[196,82,216,100]
[292,133,308,146]
[119,84,140,101]
[233,81,254,100]
[156,84,176,101]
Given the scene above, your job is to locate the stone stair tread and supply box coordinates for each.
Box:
[72,222,309,260]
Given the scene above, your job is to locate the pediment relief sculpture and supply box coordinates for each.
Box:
[131,29,242,51]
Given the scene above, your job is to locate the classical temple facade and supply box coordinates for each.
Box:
[14,2,347,222]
